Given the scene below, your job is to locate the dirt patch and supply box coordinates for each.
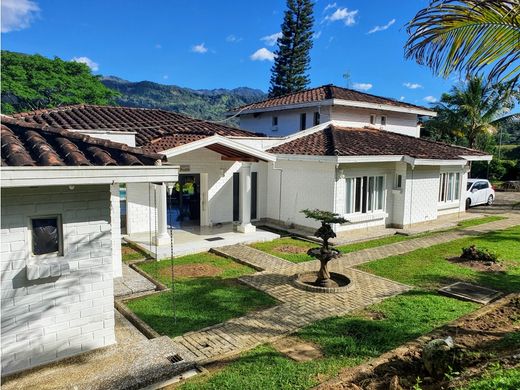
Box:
[273,336,324,362]
[159,263,222,279]
[317,295,520,390]
[274,245,309,254]
[447,256,506,272]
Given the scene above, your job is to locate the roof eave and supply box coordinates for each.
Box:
[332,99,436,116]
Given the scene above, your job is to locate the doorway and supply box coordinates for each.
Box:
[168,174,200,228]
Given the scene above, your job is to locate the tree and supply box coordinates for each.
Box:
[268,0,314,98]
[423,76,518,149]
[1,51,118,114]
[405,0,520,85]
[301,209,347,287]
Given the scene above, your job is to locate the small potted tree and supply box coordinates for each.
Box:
[301,209,348,287]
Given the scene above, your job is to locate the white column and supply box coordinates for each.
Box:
[154,183,170,245]
[237,163,256,233]
[110,184,123,278]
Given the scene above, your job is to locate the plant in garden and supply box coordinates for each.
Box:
[301,209,347,286]
[461,245,499,263]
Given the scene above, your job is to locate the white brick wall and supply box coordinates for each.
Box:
[1,185,115,375]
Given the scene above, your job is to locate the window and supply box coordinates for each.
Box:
[313,112,320,126]
[439,172,460,202]
[370,114,376,125]
[381,115,387,126]
[395,174,403,189]
[300,113,307,131]
[345,175,385,214]
[31,216,61,256]
[272,116,278,127]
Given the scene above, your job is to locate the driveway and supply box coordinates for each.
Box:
[468,191,520,215]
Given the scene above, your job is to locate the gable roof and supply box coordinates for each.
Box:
[267,124,489,161]
[1,116,165,167]
[9,104,262,152]
[231,84,435,116]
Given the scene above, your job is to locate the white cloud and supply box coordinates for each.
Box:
[313,30,322,40]
[226,34,242,43]
[403,82,423,89]
[325,7,358,26]
[191,43,208,53]
[324,2,337,12]
[424,96,438,103]
[367,18,396,34]
[261,32,282,46]
[250,47,276,62]
[1,0,39,33]
[399,96,405,101]
[353,82,373,91]
[71,56,99,72]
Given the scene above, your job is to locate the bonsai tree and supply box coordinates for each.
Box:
[302,209,348,286]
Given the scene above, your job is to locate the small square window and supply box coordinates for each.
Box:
[272,116,278,126]
[313,112,320,126]
[31,217,61,255]
[381,116,387,126]
[395,174,403,189]
[370,114,376,125]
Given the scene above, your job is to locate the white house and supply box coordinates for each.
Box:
[7,103,491,255]
[230,84,436,137]
[0,117,178,375]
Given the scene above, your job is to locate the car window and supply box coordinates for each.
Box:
[481,181,489,189]
[467,182,473,190]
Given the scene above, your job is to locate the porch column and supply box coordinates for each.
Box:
[154,183,170,245]
[237,162,256,233]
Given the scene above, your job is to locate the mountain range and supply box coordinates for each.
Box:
[101,76,266,124]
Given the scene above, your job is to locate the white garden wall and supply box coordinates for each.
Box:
[1,185,115,375]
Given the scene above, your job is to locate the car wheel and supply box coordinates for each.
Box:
[486,195,494,206]
[466,198,471,209]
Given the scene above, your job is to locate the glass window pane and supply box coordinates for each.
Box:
[455,173,460,200]
[368,177,374,211]
[376,176,384,210]
[362,176,368,213]
[355,177,362,212]
[448,173,454,201]
[346,178,353,214]
[32,218,59,255]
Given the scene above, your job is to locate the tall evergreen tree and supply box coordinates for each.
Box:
[268,0,314,98]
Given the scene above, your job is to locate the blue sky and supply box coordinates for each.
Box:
[3,0,461,105]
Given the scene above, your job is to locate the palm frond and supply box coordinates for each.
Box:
[405,0,520,83]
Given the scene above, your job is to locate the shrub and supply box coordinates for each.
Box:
[461,245,498,263]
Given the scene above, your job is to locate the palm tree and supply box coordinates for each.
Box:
[424,76,518,149]
[405,0,520,84]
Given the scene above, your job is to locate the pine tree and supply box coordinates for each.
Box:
[268,0,314,98]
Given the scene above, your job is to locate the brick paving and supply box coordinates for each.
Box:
[114,263,156,297]
[172,213,520,363]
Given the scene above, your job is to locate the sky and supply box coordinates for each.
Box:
[2,0,464,106]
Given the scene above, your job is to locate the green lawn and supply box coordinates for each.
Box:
[359,225,520,293]
[462,364,520,390]
[251,216,505,263]
[125,253,276,337]
[178,292,477,390]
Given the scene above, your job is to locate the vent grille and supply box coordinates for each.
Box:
[166,354,184,364]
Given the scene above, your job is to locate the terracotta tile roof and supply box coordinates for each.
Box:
[232,84,432,113]
[1,116,165,167]
[267,125,489,160]
[10,104,261,152]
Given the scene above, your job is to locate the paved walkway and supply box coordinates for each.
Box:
[172,213,520,364]
[114,263,156,297]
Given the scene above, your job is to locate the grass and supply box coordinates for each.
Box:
[359,225,520,293]
[461,363,520,390]
[125,252,276,337]
[178,292,477,390]
[121,244,148,263]
[250,216,505,264]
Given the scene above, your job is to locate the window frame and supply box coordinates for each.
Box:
[380,115,387,126]
[438,172,461,203]
[28,215,64,258]
[345,175,386,215]
[369,114,376,125]
[300,113,307,131]
[271,116,278,129]
[313,111,320,126]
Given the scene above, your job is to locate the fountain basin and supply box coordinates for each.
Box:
[293,271,353,293]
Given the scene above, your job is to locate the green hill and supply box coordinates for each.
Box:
[101,76,266,123]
